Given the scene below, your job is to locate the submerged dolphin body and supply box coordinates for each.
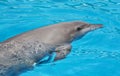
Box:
[0,21,102,76]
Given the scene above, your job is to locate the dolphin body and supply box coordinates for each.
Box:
[0,21,102,76]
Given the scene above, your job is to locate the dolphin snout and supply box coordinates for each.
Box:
[90,24,103,31]
[93,24,103,28]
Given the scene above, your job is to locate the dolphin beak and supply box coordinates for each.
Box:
[90,24,103,31]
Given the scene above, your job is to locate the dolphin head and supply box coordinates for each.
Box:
[39,21,103,45]
[53,21,103,44]
[68,21,103,41]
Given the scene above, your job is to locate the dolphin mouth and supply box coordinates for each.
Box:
[90,24,103,31]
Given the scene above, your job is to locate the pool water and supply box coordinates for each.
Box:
[0,0,120,76]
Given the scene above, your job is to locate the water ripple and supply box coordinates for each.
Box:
[72,48,120,61]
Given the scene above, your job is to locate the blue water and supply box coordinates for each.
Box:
[0,0,120,76]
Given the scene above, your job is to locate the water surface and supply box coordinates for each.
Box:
[0,0,120,76]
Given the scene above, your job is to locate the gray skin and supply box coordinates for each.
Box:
[0,21,102,76]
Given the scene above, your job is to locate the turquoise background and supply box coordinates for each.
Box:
[0,0,120,76]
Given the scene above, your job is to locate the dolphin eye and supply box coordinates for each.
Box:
[76,27,82,31]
